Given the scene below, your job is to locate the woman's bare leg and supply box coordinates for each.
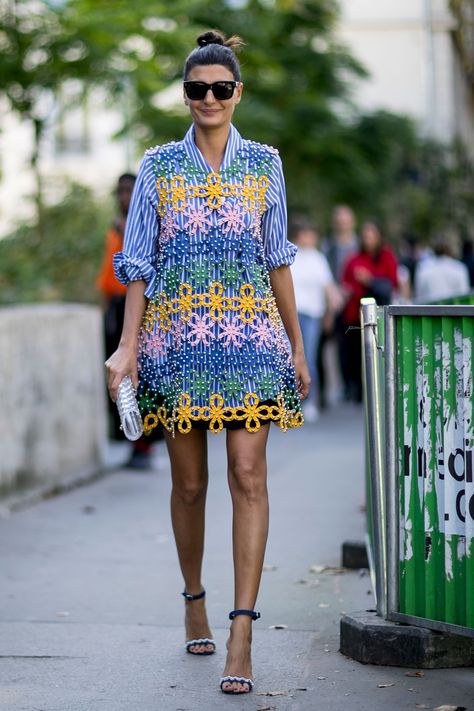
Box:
[164,427,213,653]
[222,424,270,692]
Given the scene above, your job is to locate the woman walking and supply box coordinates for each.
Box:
[105,30,309,695]
[342,220,398,402]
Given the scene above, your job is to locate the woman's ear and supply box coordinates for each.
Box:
[234,82,243,105]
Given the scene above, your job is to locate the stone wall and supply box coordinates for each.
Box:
[0,304,107,493]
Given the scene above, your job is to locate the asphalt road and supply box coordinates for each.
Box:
[0,404,472,710]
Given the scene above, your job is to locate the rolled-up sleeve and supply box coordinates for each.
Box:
[261,153,297,271]
[113,153,160,298]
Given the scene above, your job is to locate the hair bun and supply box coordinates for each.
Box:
[197,31,225,48]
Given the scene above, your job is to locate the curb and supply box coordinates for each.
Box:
[341,540,369,569]
[0,465,113,515]
[340,610,474,668]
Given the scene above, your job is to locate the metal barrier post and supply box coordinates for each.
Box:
[384,309,399,617]
[360,298,387,617]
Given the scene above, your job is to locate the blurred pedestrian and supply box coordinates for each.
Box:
[342,220,398,402]
[325,205,359,282]
[291,223,341,421]
[320,205,359,405]
[414,236,470,302]
[96,173,154,469]
[104,29,310,695]
[461,239,474,288]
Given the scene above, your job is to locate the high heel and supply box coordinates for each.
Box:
[220,609,261,694]
[182,589,216,655]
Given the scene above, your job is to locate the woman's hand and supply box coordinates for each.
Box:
[105,343,138,402]
[353,266,373,287]
[293,350,311,401]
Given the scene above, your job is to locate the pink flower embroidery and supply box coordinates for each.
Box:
[218,315,245,348]
[187,313,215,346]
[171,319,185,347]
[250,211,261,238]
[143,329,167,357]
[249,316,274,350]
[160,212,179,244]
[183,205,213,235]
[217,202,245,234]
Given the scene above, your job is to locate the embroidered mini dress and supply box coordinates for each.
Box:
[114,124,304,435]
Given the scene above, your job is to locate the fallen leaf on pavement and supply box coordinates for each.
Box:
[406,671,425,677]
[268,624,288,629]
[256,690,290,697]
[433,707,466,711]
[377,683,395,688]
[309,564,325,574]
[309,564,349,574]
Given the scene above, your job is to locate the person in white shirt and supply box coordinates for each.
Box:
[414,237,470,303]
[291,224,341,421]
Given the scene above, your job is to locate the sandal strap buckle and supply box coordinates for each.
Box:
[182,589,206,601]
[229,609,261,621]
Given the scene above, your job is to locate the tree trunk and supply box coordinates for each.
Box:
[31,117,45,243]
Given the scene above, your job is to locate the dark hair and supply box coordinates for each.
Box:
[432,235,455,258]
[118,173,136,184]
[183,30,244,81]
[289,215,317,243]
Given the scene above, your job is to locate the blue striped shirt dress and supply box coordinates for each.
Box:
[114,123,304,435]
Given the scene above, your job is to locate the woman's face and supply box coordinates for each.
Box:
[294,229,318,250]
[361,223,382,254]
[184,64,243,132]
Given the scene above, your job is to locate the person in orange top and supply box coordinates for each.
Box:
[97,173,154,468]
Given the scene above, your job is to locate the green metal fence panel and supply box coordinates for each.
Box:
[393,307,474,633]
[431,291,474,307]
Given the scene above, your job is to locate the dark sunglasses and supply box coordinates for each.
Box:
[183,80,239,101]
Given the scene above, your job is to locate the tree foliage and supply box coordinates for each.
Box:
[0,183,110,304]
[0,0,473,304]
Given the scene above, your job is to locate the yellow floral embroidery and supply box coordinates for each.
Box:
[143,282,269,327]
[242,175,269,214]
[155,174,269,216]
[142,392,302,436]
[238,284,264,323]
[200,282,225,321]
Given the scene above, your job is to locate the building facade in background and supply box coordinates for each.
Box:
[0,0,473,237]
[337,0,474,153]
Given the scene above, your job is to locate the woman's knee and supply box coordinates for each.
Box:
[228,459,267,503]
[172,471,208,506]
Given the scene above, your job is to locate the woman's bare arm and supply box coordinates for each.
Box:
[269,265,311,400]
[105,280,147,401]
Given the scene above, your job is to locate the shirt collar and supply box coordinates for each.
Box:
[182,123,243,173]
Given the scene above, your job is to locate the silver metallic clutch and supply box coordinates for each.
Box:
[116,376,144,441]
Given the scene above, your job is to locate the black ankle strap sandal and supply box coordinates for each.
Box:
[228,609,261,621]
[182,589,216,655]
[220,609,261,694]
[182,589,206,602]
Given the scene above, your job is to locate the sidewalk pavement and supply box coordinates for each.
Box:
[0,404,472,711]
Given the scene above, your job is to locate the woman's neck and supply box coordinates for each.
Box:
[194,123,231,172]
